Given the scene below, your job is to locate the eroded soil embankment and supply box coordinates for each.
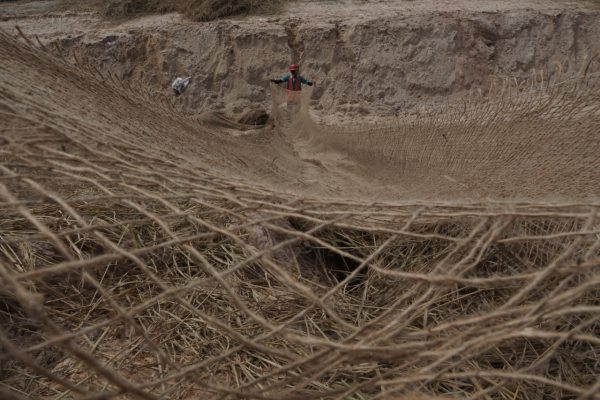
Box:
[2,1,600,202]
[5,2,599,122]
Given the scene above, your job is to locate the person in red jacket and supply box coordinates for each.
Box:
[271,64,314,90]
[271,64,314,116]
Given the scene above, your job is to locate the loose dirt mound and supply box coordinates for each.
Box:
[1,24,600,400]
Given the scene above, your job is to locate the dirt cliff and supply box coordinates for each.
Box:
[2,0,600,122]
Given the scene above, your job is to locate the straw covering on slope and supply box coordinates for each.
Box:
[1,30,600,400]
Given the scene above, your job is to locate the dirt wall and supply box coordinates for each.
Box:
[3,1,600,122]
[33,6,598,121]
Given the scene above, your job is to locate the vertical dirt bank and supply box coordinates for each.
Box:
[3,1,599,121]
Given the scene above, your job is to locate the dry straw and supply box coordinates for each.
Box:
[1,29,600,400]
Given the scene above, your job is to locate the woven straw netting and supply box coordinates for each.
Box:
[1,30,600,400]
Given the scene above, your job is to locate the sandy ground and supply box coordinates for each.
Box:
[1,0,600,203]
[287,0,600,17]
[3,0,600,25]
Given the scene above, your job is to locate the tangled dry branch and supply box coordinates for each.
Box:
[1,30,599,400]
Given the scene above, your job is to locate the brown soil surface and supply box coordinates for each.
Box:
[3,0,600,122]
[2,0,600,203]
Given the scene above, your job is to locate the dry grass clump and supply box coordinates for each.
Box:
[102,0,288,21]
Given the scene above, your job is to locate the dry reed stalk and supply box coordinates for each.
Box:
[1,30,600,400]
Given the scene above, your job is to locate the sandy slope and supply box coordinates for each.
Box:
[0,29,404,203]
[1,1,600,203]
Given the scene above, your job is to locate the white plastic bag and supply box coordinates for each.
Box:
[171,76,191,95]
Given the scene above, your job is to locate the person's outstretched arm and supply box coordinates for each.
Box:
[300,76,314,86]
[271,76,289,84]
